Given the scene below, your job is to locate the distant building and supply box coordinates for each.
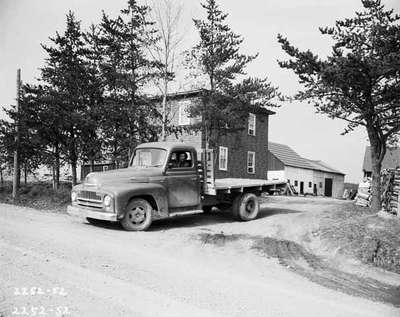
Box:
[362,146,400,178]
[267,142,345,198]
[159,90,275,180]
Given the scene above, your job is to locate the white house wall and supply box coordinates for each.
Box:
[285,166,314,195]
[267,170,285,180]
[312,171,344,199]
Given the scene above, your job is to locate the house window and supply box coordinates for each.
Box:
[178,102,190,125]
[308,182,312,188]
[319,182,323,188]
[103,166,109,172]
[287,179,290,184]
[294,180,298,186]
[247,151,255,174]
[219,146,228,171]
[248,113,256,136]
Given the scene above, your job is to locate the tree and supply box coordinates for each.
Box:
[148,0,185,141]
[40,11,94,185]
[278,0,400,211]
[96,0,162,164]
[82,24,106,171]
[21,84,66,189]
[0,86,44,186]
[186,0,279,146]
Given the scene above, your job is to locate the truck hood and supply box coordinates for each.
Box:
[84,167,163,186]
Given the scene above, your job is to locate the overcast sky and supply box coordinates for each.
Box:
[0,0,399,182]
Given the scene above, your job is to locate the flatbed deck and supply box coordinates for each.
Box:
[214,178,286,192]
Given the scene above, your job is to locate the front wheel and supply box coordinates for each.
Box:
[121,198,153,231]
[232,193,260,221]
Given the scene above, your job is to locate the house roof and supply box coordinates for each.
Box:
[268,142,345,175]
[362,146,400,172]
[150,89,276,115]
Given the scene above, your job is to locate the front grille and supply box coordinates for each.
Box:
[79,190,102,201]
[77,190,103,209]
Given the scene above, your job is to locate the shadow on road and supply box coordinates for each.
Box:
[84,205,302,232]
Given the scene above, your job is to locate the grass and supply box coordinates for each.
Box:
[0,181,71,213]
[320,202,400,274]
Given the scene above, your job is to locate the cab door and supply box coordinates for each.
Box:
[165,150,200,208]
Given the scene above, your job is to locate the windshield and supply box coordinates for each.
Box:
[130,148,167,168]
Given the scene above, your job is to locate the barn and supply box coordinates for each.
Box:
[362,146,400,178]
[267,142,345,198]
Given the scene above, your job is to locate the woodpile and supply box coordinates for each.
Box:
[355,179,371,207]
[381,168,400,216]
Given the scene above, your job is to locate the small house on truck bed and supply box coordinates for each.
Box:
[160,90,274,180]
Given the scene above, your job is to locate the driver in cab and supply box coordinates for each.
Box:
[171,152,191,168]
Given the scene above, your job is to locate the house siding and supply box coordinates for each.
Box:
[213,114,269,179]
[162,97,204,151]
[285,166,314,195]
[162,95,270,180]
[312,171,344,199]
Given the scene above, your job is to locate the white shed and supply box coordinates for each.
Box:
[267,142,345,199]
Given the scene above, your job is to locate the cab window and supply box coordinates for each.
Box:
[168,151,193,169]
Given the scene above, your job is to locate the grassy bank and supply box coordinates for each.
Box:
[0,181,71,213]
[320,202,400,274]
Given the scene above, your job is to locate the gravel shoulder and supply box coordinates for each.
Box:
[0,197,399,317]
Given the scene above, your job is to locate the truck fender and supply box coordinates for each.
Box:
[111,184,169,220]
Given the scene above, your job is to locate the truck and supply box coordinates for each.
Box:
[67,142,286,231]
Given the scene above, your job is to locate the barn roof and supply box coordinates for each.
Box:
[306,159,345,175]
[362,146,400,172]
[268,142,315,170]
[268,142,345,175]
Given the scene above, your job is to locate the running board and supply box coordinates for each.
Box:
[168,209,203,217]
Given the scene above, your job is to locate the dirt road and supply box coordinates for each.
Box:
[1,197,399,317]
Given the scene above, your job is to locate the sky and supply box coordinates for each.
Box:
[0,0,399,183]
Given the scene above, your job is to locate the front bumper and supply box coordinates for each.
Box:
[67,205,118,222]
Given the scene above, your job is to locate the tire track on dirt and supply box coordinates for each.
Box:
[198,233,400,307]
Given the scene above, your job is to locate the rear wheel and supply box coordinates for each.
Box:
[232,193,260,221]
[121,198,153,231]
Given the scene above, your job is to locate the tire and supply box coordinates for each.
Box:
[232,193,260,221]
[202,205,213,214]
[121,198,153,231]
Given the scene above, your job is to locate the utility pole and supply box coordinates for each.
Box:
[12,69,21,200]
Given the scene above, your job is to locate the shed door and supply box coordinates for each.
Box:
[300,182,304,195]
[324,178,333,197]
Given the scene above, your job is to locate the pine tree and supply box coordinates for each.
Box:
[278,0,400,211]
[96,0,162,164]
[186,0,279,146]
[40,11,94,185]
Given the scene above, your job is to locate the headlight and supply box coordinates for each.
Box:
[71,191,78,202]
[103,195,112,207]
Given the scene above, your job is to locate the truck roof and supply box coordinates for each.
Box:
[136,142,197,152]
